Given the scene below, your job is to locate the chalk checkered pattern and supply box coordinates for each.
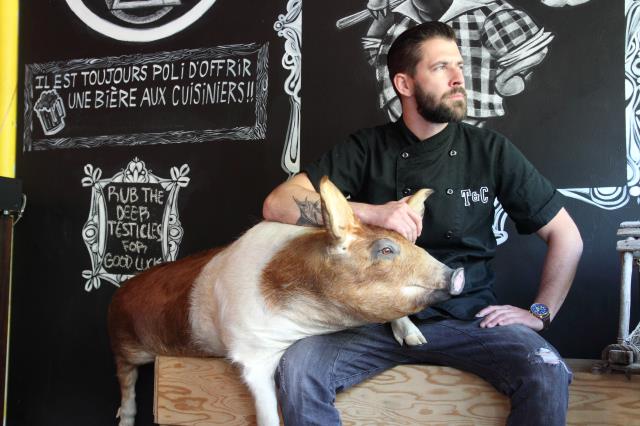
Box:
[370,2,544,120]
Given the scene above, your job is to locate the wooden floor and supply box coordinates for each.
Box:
[154,356,640,426]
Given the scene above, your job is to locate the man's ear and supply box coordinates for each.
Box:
[407,189,434,219]
[319,176,358,243]
[393,72,414,98]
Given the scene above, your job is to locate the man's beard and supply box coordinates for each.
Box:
[415,85,467,123]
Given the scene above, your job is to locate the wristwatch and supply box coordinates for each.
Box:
[529,303,551,331]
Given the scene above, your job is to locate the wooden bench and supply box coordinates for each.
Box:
[154,356,640,425]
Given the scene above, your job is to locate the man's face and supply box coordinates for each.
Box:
[411,38,467,123]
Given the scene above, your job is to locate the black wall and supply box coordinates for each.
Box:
[9,1,638,426]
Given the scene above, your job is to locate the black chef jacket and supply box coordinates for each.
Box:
[302,118,563,320]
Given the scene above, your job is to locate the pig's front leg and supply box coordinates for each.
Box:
[241,357,282,426]
[390,316,427,346]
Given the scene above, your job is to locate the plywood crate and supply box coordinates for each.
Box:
[155,357,640,426]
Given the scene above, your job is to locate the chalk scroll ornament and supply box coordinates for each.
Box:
[81,158,190,291]
[275,0,302,175]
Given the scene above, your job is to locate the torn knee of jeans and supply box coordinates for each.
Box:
[528,347,573,380]
[532,347,561,365]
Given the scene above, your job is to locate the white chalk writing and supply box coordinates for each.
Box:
[34,57,257,112]
[104,183,166,273]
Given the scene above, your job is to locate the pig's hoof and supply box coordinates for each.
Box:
[116,407,135,426]
[404,333,427,346]
[391,317,427,346]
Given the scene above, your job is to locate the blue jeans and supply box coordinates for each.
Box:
[276,318,572,426]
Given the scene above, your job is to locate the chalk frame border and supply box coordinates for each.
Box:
[23,43,269,151]
[80,158,190,291]
[274,0,302,176]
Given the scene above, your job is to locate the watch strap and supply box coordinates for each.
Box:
[529,303,551,331]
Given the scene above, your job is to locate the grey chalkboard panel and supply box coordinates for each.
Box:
[9,2,639,426]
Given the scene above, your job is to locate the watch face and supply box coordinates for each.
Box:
[530,303,550,317]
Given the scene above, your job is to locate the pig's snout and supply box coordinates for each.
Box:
[449,268,464,295]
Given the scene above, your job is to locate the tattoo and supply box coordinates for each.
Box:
[294,196,323,226]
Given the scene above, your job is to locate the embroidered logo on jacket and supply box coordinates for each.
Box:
[461,187,489,206]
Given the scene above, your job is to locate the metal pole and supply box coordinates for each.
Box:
[618,250,633,344]
[0,213,14,426]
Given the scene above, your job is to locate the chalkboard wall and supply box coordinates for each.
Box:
[10,1,639,425]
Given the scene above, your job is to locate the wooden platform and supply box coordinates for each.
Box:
[154,356,640,426]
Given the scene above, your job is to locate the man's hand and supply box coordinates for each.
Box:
[353,198,423,243]
[476,305,543,331]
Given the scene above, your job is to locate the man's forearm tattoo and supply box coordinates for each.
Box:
[294,196,323,226]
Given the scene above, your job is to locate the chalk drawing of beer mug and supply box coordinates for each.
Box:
[34,89,66,136]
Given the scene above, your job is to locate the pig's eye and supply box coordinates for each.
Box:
[371,238,400,260]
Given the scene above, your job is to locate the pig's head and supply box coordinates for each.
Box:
[261,177,464,327]
[315,177,464,323]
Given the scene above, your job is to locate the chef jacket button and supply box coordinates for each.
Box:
[446,188,454,195]
[402,187,412,196]
[445,230,454,239]
[401,152,410,159]
[449,149,457,157]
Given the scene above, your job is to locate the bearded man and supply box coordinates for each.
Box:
[263,21,583,426]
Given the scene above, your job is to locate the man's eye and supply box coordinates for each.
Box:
[380,247,394,255]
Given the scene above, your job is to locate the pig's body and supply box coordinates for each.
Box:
[190,223,319,359]
[108,178,464,426]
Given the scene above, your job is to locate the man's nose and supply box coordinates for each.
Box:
[450,67,464,87]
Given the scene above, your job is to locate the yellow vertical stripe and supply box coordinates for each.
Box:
[0,0,19,178]
[0,3,18,422]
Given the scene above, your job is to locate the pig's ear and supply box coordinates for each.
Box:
[407,189,434,218]
[319,176,358,242]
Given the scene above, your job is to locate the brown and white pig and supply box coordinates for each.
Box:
[108,176,465,426]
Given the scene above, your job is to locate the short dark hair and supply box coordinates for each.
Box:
[387,21,457,82]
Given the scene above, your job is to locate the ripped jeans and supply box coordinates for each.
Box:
[276,318,572,426]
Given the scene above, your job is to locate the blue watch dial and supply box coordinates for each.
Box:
[530,303,549,317]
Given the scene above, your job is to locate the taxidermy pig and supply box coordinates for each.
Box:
[108,176,465,426]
